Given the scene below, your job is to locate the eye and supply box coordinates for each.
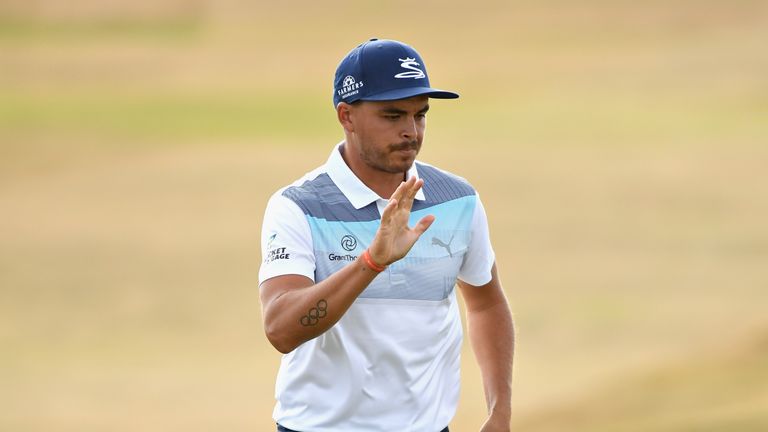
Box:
[384,114,400,120]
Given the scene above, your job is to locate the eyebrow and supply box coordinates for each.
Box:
[380,104,430,115]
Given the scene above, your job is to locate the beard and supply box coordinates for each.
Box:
[360,140,421,174]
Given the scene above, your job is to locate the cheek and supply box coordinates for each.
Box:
[359,118,386,137]
[370,123,400,142]
[416,124,426,140]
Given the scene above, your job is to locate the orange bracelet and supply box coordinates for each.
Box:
[361,249,387,272]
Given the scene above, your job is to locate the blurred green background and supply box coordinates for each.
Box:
[1,1,767,431]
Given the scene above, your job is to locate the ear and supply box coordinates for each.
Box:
[337,102,355,133]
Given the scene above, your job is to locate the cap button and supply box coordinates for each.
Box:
[369,38,378,41]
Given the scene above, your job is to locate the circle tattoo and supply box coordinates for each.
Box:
[300,299,328,326]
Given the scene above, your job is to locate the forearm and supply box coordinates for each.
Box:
[467,300,515,419]
[261,178,434,354]
[263,256,382,353]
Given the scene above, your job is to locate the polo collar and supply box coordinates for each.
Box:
[326,141,426,210]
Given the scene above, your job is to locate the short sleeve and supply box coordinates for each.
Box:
[457,194,495,286]
[258,192,316,286]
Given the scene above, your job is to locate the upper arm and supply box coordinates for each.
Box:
[259,192,316,285]
[457,193,506,311]
[458,263,508,313]
[458,194,496,286]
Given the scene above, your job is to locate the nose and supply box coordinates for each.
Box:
[401,117,418,140]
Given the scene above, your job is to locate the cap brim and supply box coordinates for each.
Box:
[361,86,459,101]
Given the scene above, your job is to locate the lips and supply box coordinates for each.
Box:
[394,148,417,160]
[391,142,420,153]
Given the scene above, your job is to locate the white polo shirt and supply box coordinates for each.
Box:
[259,143,495,432]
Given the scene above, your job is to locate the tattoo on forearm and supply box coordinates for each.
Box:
[300,299,328,326]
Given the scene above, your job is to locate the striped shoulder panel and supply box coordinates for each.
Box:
[281,172,380,222]
[414,162,476,211]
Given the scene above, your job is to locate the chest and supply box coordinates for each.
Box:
[307,196,476,301]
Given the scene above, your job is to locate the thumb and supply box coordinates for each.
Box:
[413,214,435,236]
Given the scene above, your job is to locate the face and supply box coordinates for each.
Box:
[343,95,430,174]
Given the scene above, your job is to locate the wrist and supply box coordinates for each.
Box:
[488,405,511,420]
[361,249,387,272]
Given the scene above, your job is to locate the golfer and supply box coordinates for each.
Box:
[259,38,514,432]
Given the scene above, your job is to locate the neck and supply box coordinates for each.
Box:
[340,142,407,199]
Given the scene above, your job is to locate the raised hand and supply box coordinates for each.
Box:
[368,177,435,266]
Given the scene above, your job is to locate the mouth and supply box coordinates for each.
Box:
[391,143,419,156]
[393,148,417,161]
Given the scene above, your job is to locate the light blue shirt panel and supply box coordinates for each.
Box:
[306,195,476,301]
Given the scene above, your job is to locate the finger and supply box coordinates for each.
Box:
[400,176,417,198]
[408,178,424,202]
[389,180,409,205]
[380,198,398,224]
[401,178,422,211]
[412,214,435,235]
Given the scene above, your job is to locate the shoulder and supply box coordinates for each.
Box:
[271,164,379,222]
[277,166,327,200]
[266,165,330,209]
[416,161,477,202]
[262,165,325,217]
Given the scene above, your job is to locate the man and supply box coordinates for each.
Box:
[259,38,514,432]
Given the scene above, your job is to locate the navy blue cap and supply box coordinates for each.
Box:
[333,38,459,107]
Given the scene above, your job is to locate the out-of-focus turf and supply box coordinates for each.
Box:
[1,1,767,430]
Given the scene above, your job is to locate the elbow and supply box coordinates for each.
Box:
[265,322,298,354]
[271,339,296,355]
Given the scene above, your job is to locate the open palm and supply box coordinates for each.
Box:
[368,177,435,266]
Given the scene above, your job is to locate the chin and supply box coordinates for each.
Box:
[391,158,415,173]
